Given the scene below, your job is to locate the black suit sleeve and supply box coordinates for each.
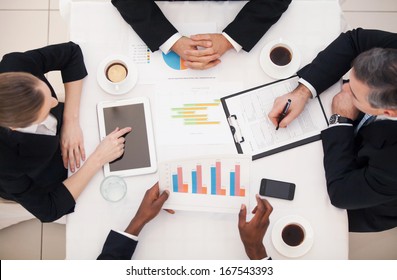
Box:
[111,0,178,51]
[298,28,397,95]
[223,0,291,51]
[97,230,138,260]
[321,125,397,210]
[0,42,87,83]
[111,0,291,52]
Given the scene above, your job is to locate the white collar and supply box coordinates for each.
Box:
[15,114,57,135]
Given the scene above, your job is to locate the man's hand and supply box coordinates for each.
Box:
[171,36,220,70]
[268,83,312,129]
[238,195,273,260]
[182,33,233,69]
[331,85,360,120]
[125,182,170,236]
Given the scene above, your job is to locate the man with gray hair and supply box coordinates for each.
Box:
[268,28,397,232]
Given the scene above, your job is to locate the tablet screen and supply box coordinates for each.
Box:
[103,103,151,171]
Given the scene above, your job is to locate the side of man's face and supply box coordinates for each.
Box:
[343,69,384,116]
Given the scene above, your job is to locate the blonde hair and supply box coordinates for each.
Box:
[0,72,44,128]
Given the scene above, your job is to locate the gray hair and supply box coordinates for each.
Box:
[353,48,397,109]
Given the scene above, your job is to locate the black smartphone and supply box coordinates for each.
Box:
[259,178,295,200]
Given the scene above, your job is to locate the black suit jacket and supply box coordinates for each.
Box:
[299,29,397,232]
[111,0,291,52]
[97,230,138,260]
[0,42,88,222]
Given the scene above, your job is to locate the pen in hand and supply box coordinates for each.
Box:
[276,99,291,130]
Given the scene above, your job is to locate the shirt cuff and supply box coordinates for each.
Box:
[222,32,242,52]
[160,33,183,54]
[298,78,317,98]
[328,123,353,128]
[114,230,138,241]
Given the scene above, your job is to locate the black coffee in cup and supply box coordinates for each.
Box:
[106,62,128,83]
[270,46,292,66]
[282,224,305,247]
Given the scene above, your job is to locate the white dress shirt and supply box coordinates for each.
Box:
[16,114,58,136]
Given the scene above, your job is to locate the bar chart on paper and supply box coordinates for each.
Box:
[159,155,251,213]
[171,100,222,126]
[156,84,235,146]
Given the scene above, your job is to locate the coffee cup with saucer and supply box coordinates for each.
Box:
[271,215,314,258]
[97,54,138,95]
[260,39,301,79]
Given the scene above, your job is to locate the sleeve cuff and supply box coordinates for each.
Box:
[328,123,353,128]
[159,33,182,54]
[298,78,317,98]
[222,32,242,52]
[114,230,138,241]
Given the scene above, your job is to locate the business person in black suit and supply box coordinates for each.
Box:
[98,183,273,260]
[268,28,397,232]
[111,0,291,69]
[0,42,131,222]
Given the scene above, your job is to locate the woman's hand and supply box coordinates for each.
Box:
[61,121,86,173]
[92,127,132,166]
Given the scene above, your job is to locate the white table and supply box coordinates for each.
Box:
[66,0,348,259]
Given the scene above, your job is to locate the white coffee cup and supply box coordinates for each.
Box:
[104,59,129,92]
[268,42,293,68]
[281,222,306,247]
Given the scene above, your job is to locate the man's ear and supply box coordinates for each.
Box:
[383,109,397,117]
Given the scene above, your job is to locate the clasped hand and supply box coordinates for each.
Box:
[171,33,233,70]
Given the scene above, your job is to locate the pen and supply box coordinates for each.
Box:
[276,99,291,130]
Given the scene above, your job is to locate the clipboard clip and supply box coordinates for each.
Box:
[227,115,245,144]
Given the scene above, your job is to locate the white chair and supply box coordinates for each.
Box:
[0,198,66,230]
[0,198,35,230]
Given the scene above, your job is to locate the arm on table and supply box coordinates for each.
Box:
[269,28,397,128]
[97,182,170,260]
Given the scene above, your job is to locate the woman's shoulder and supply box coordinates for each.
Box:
[0,51,37,74]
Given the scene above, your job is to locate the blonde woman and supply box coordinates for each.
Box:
[0,42,131,222]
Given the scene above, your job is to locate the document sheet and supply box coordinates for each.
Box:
[221,76,334,159]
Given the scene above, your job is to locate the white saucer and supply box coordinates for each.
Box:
[260,39,301,79]
[97,54,138,95]
[271,215,314,258]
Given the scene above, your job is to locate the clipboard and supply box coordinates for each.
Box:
[221,76,331,160]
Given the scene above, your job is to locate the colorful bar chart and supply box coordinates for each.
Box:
[162,51,187,70]
[172,167,189,193]
[159,155,251,213]
[191,165,207,194]
[171,100,221,126]
[230,165,245,197]
[170,161,245,197]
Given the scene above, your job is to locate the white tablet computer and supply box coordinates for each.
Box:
[97,97,157,177]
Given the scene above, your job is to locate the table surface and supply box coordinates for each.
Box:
[66,0,348,259]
